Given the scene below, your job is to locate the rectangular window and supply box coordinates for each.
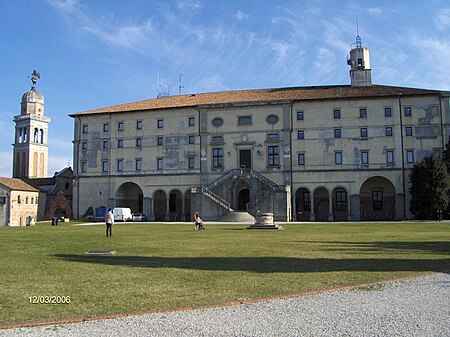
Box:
[268,145,280,166]
[303,192,311,211]
[157,137,163,146]
[385,127,393,136]
[82,125,88,134]
[372,191,383,211]
[157,158,163,170]
[360,128,368,138]
[82,142,87,151]
[334,128,341,138]
[212,136,223,143]
[336,191,347,211]
[102,160,108,173]
[102,140,108,150]
[333,109,341,119]
[0,196,6,205]
[297,130,304,139]
[238,116,252,126]
[189,135,195,144]
[297,111,304,120]
[357,58,363,68]
[135,159,142,171]
[297,153,305,166]
[117,122,124,131]
[404,107,412,116]
[361,151,369,164]
[267,133,279,140]
[387,150,394,164]
[188,117,195,126]
[117,160,123,172]
[335,151,342,165]
[136,138,142,148]
[384,107,392,117]
[405,127,413,136]
[212,148,223,168]
[359,108,367,118]
[188,156,195,169]
[157,119,164,128]
[103,123,109,132]
[407,150,414,163]
[136,120,142,130]
[117,139,123,148]
[81,161,87,173]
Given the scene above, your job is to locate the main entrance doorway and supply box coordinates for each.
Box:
[239,150,252,169]
[237,189,250,211]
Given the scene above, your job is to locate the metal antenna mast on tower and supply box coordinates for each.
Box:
[179,74,184,95]
[355,15,362,48]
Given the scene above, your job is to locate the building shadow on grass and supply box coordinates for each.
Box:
[54,254,449,273]
[292,241,450,255]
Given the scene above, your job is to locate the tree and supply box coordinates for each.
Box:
[441,139,450,218]
[442,139,450,172]
[409,156,450,219]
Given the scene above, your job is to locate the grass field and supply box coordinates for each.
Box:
[0,221,449,326]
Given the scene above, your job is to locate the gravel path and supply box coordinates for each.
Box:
[3,273,449,337]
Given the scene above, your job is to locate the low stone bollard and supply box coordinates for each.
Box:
[255,212,274,225]
[247,212,283,230]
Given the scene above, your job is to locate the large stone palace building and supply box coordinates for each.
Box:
[70,38,450,222]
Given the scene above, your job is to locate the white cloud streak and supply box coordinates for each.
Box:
[435,8,450,28]
[47,1,450,93]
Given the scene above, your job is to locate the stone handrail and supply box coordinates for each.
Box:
[201,187,233,211]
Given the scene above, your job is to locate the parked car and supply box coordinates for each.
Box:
[132,213,148,222]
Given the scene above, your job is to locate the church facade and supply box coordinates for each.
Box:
[70,39,450,222]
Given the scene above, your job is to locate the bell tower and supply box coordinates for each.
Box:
[347,26,372,87]
[12,70,50,178]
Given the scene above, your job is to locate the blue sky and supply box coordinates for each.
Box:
[1,0,449,177]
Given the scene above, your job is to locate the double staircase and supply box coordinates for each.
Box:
[198,168,285,222]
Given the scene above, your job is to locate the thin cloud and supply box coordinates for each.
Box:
[234,10,248,21]
[367,7,383,16]
[47,0,79,12]
[435,8,450,29]
[176,0,201,10]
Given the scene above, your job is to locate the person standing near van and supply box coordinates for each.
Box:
[105,209,114,237]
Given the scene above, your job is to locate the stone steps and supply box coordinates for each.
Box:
[219,211,255,223]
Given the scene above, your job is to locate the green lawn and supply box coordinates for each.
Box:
[0,221,449,326]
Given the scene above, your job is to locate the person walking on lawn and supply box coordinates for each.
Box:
[105,209,114,237]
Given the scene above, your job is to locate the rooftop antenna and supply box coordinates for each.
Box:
[178,74,184,95]
[355,15,362,48]
[156,72,170,98]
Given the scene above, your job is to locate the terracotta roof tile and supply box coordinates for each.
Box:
[71,84,444,117]
[0,177,40,192]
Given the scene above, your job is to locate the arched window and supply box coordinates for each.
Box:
[23,128,27,142]
[34,128,39,143]
[40,129,44,144]
[18,195,21,204]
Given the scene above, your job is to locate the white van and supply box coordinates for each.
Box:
[113,207,132,222]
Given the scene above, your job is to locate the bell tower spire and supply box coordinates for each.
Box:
[12,70,50,178]
[347,16,372,87]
